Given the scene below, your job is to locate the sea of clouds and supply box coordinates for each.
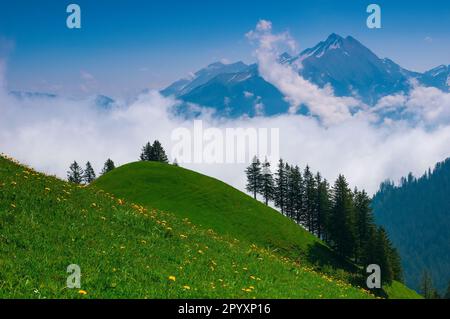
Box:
[1,21,450,196]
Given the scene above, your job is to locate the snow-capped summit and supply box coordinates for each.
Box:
[161,33,448,117]
[300,33,344,59]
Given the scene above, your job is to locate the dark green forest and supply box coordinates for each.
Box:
[372,158,450,296]
[246,157,403,286]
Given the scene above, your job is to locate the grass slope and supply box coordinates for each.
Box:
[94,161,421,299]
[0,155,373,298]
[93,162,339,265]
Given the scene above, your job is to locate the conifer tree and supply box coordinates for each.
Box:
[245,156,262,200]
[287,165,303,222]
[374,226,394,285]
[329,175,356,258]
[67,161,83,184]
[315,173,330,240]
[259,158,274,205]
[140,142,152,161]
[303,166,317,233]
[83,161,96,184]
[389,246,403,283]
[354,189,374,263]
[101,158,116,175]
[274,159,288,215]
[150,140,169,163]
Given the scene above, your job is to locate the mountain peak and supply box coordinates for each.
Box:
[326,33,344,41]
[300,33,345,59]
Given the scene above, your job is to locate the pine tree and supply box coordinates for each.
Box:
[315,174,330,240]
[101,159,115,175]
[67,161,83,184]
[140,142,152,161]
[287,165,303,222]
[420,270,434,299]
[389,246,403,283]
[374,226,394,285]
[259,158,274,205]
[150,140,169,163]
[285,164,294,219]
[303,166,317,233]
[274,159,288,215]
[245,156,262,200]
[83,161,96,184]
[354,189,374,264]
[329,175,356,259]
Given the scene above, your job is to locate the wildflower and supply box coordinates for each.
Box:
[11,203,16,208]
[78,290,87,295]
[44,187,51,192]
[168,276,176,282]
[179,234,187,239]
[250,275,256,280]
[182,285,191,290]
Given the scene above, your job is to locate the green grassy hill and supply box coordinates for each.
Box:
[0,155,420,298]
[93,161,338,265]
[93,161,420,299]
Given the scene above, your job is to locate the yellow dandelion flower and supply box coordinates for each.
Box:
[44,187,51,191]
[182,285,191,290]
[250,275,256,280]
[168,276,176,282]
[78,290,87,295]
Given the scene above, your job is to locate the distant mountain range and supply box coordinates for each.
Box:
[8,91,116,110]
[162,33,449,117]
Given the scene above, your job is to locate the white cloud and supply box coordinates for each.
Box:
[246,20,362,126]
[373,83,450,126]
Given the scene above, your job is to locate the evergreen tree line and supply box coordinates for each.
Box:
[67,140,171,184]
[372,158,450,296]
[67,159,116,184]
[139,140,168,163]
[245,156,403,285]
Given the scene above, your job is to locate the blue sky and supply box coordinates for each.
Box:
[0,0,449,97]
